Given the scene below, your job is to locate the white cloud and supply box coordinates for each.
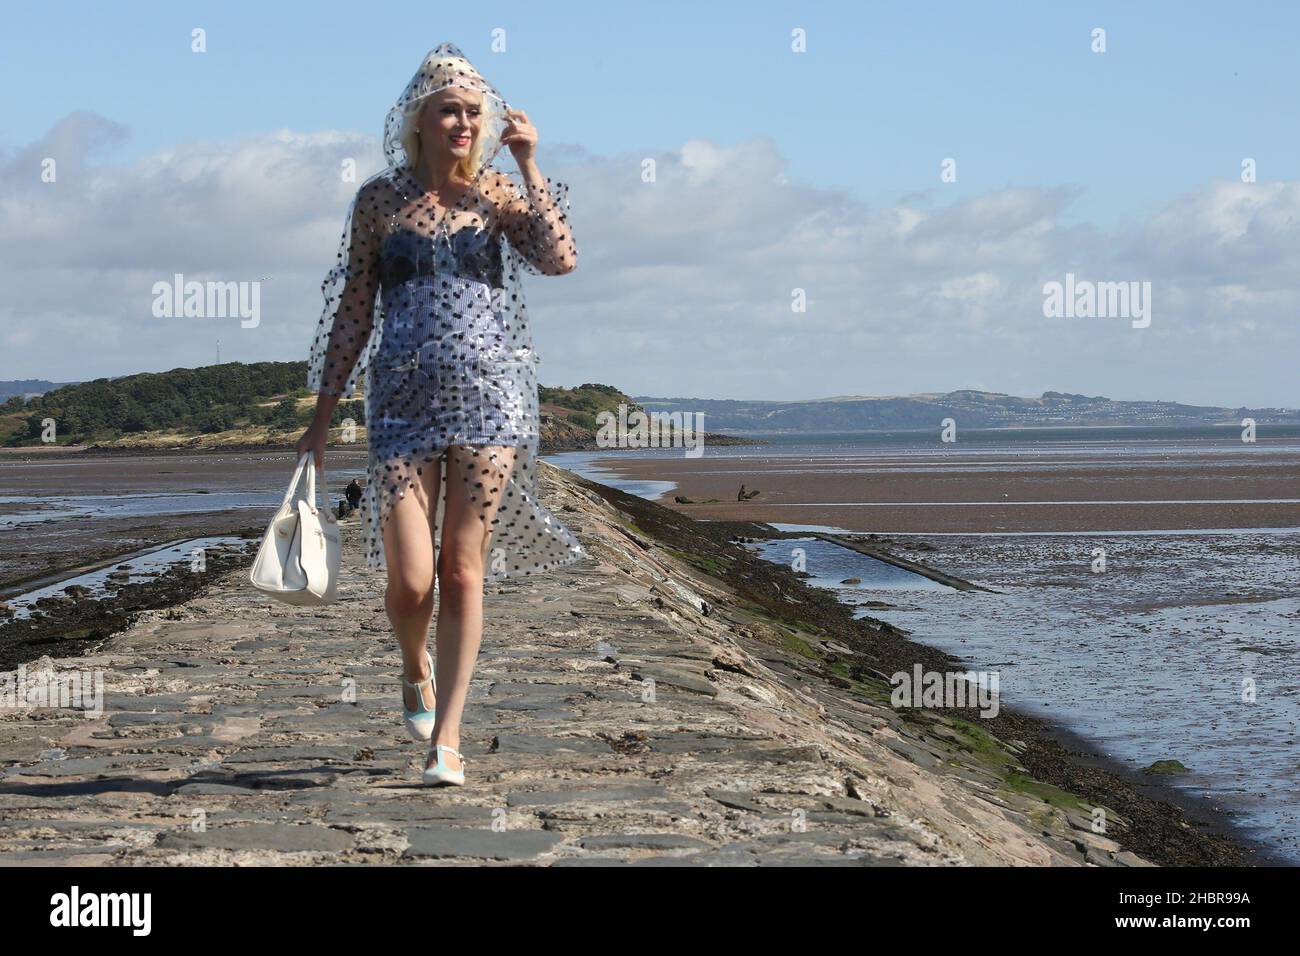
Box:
[2,112,1297,407]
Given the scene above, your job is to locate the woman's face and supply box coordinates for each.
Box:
[418,88,484,162]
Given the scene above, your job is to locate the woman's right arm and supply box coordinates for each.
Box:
[299,182,382,470]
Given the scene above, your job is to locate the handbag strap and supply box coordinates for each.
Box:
[304,451,318,512]
[281,452,320,514]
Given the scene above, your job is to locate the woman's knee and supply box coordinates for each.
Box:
[385,576,435,616]
[437,546,484,595]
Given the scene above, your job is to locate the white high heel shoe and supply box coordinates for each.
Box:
[400,649,436,742]
[422,743,466,787]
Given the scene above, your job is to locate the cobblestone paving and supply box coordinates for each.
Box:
[0,464,1148,866]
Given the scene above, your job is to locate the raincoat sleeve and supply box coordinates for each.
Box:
[484,168,577,276]
[307,180,383,399]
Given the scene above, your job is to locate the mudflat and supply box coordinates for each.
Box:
[0,448,369,591]
[588,443,1300,532]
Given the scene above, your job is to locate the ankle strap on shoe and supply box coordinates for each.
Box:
[402,650,435,691]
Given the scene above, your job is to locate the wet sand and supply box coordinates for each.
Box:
[0,448,368,591]
[588,444,1300,532]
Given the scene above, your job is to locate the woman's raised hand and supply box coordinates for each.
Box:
[500,109,538,166]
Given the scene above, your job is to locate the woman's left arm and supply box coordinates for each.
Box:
[488,164,578,276]
[491,109,578,276]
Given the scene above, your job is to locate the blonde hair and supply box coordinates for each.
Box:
[398,83,496,186]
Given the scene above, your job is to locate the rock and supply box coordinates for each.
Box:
[577,833,712,851]
[705,790,769,813]
[490,733,612,755]
[506,784,671,807]
[402,828,565,861]
[631,664,718,697]
[156,823,354,853]
[1144,759,1189,775]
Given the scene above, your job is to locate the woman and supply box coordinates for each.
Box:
[298,43,586,786]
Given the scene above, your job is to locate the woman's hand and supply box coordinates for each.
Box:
[295,420,329,474]
[500,108,538,166]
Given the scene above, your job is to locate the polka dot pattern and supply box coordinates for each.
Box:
[305,42,585,581]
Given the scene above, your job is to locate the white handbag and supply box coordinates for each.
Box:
[248,451,342,605]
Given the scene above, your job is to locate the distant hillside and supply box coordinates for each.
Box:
[0,362,750,452]
[0,379,78,401]
[633,390,1300,432]
[536,383,750,450]
[0,363,320,449]
[18,366,1277,450]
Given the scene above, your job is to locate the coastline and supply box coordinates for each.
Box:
[563,471,1275,866]
[0,452,1277,865]
[567,445,1300,862]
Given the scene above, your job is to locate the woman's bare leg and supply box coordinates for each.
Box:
[380,458,443,715]
[427,444,516,772]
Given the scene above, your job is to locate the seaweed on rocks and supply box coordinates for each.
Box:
[0,531,261,670]
[562,471,1269,867]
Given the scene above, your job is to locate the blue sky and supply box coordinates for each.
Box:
[7,1,1297,228]
[3,0,1298,405]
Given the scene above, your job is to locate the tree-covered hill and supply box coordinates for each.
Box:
[0,362,675,451]
[0,362,347,448]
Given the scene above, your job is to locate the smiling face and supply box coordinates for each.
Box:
[418,87,484,162]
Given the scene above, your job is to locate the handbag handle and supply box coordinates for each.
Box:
[281,451,320,515]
